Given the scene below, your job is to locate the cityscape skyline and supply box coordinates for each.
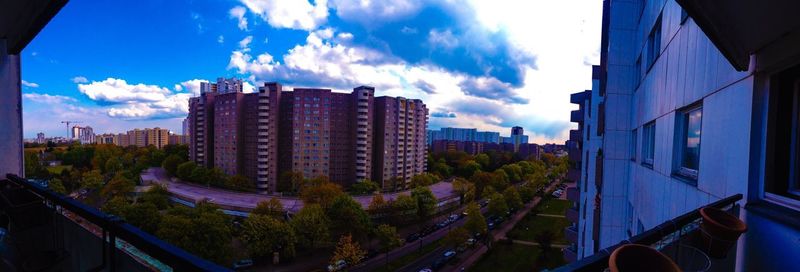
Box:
[17,0,601,144]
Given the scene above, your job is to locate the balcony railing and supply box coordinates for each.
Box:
[1,174,230,271]
[554,194,743,272]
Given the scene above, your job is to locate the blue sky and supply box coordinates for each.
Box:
[21,0,601,144]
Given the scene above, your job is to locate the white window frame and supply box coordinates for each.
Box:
[642,121,655,166]
[674,104,702,182]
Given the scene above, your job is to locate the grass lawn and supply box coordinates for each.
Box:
[469,243,565,272]
[373,240,441,272]
[47,165,73,174]
[537,198,571,215]
[506,214,570,244]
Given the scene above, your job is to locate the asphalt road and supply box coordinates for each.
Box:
[142,167,457,213]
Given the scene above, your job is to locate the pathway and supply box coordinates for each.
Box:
[444,180,562,272]
[511,240,569,249]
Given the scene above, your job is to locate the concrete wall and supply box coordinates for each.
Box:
[0,39,24,177]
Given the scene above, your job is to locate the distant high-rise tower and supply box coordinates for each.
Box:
[511,126,524,136]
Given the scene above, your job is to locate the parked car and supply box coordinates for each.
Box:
[488,222,495,230]
[419,268,433,272]
[457,245,466,252]
[407,233,421,242]
[466,238,476,246]
[443,250,457,259]
[232,259,253,270]
[449,214,459,221]
[328,260,347,272]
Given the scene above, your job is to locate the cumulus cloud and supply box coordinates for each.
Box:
[176,79,210,96]
[229,6,249,30]
[458,77,528,104]
[22,80,39,88]
[22,93,77,104]
[78,78,171,103]
[71,76,89,83]
[240,0,328,31]
[329,0,423,25]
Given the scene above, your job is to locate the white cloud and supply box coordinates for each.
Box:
[22,93,77,104]
[239,35,253,50]
[428,29,459,50]
[78,78,171,103]
[218,35,225,44]
[229,6,249,30]
[71,76,89,83]
[336,32,353,41]
[177,79,209,96]
[22,80,39,88]
[240,0,328,30]
[330,0,422,24]
[264,37,269,44]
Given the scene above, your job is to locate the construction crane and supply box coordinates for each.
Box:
[60,120,82,138]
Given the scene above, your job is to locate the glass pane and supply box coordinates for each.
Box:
[682,108,702,169]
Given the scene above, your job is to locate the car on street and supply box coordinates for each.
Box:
[419,268,433,272]
[466,238,476,246]
[328,260,347,272]
[443,250,457,259]
[232,259,253,270]
[488,222,495,230]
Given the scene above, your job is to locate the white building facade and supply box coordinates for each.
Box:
[570,0,800,270]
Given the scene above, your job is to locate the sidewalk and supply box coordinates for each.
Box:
[444,180,561,272]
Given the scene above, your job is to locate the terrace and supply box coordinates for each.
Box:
[555,194,744,271]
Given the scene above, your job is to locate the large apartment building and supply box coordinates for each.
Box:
[373,96,428,187]
[565,0,800,270]
[188,79,427,192]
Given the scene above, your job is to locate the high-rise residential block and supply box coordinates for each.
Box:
[145,127,169,149]
[188,80,427,192]
[426,127,500,145]
[96,133,117,145]
[373,96,428,189]
[35,132,45,144]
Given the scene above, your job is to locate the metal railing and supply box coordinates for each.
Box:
[4,174,231,272]
[554,193,743,272]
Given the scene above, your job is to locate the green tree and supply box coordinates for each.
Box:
[48,178,67,194]
[300,178,345,209]
[102,196,130,216]
[225,174,255,192]
[456,160,482,178]
[503,186,523,211]
[125,202,162,233]
[141,184,170,210]
[252,198,284,219]
[278,170,304,193]
[488,192,508,217]
[500,164,523,183]
[430,158,452,178]
[535,230,556,260]
[474,153,490,169]
[156,204,232,264]
[81,170,104,191]
[490,169,510,191]
[463,202,487,235]
[350,179,380,194]
[390,194,417,223]
[176,161,196,181]
[470,171,495,199]
[452,177,476,204]
[519,183,536,203]
[100,173,135,200]
[104,157,123,175]
[410,173,437,188]
[374,224,403,265]
[330,234,366,268]
[291,204,331,249]
[443,227,470,248]
[161,154,184,177]
[412,187,437,224]
[24,151,49,179]
[189,166,211,185]
[327,194,371,237]
[240,214,297,259]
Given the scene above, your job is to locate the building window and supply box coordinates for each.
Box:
[765,65,800,209]
[674,104,702,181]
[646,15,662,71]
[631,129,637,161]
[642,121,655,166]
